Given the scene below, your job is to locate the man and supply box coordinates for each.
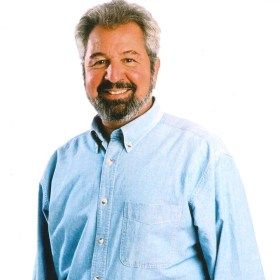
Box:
[34,0,264,279]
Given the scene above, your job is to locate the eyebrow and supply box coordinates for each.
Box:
[122,50,140,56]
[89,50,140,60]
[89,52,106,60]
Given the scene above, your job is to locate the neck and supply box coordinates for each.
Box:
[100,98,153,138]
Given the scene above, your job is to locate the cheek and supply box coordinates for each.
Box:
[128,69,151,89]
[85,70,103,97]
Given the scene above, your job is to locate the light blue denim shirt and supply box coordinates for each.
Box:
[34,100,264,280]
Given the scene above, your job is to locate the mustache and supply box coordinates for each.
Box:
[97,80,137,94]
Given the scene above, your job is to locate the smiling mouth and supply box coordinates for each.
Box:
[97,80,137,97]
[105,88,132,95]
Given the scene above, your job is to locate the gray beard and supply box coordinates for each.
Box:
[88,90,152,122]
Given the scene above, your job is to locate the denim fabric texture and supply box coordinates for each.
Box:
[33,100,264,280]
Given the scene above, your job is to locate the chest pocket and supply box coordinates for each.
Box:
[120,202,182,269]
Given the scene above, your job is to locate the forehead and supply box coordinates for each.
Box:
[86,22,147,54]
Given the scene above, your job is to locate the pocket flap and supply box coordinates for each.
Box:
[123,202,181,225]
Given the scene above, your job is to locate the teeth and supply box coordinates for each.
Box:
[108,89,129,95]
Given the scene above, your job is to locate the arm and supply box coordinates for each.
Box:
[33,184,57,280]
[189,153,264,279]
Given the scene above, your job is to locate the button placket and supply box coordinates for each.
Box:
[91,139,121,279]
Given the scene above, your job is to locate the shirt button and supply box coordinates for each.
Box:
[93,276,101,280]
[127,143,133,148]
[107,158,114,166]
[98,237,105,245]
[101,198,108,205]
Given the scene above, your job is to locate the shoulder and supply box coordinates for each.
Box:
[161,113,212,138]
[40,130,93,185]
[55,130,95,157]
[159,113,230,157]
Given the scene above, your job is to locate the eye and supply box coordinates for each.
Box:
[123,58,138,66]
[92,59,109,69]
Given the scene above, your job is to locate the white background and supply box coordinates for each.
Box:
[0,0,279,278]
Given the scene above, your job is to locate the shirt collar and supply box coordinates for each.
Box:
[91,98,163,153]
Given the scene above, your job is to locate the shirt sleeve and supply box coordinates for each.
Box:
[33,152,58,280]
[33,184,58,280]
[189,152,264,280]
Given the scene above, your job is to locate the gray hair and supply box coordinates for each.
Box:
[75,0,160,72]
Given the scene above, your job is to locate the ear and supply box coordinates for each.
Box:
[151,58,160,88]
[154,58,160,78]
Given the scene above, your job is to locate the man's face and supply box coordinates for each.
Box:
[84,22,159,122]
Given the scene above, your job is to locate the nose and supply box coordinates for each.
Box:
[104,62,125,83]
